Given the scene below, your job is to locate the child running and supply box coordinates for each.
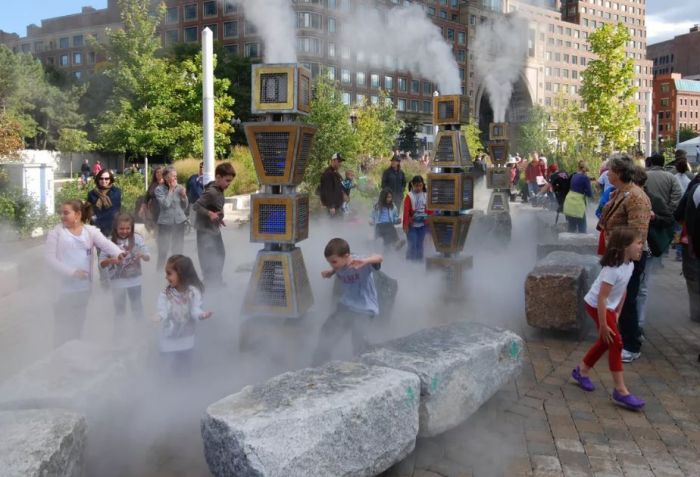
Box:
[571,227,645,410]
[369,188,405,251]
[155,255,212,369]
[45,199,123,347]
[312,238,382,365]
[100,213,149,325]
[403,175,431,261]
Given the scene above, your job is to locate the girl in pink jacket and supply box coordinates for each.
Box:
[45,199,123,347]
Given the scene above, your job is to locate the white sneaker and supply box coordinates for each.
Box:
[621,349,641,363]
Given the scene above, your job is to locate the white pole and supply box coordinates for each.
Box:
[645,91,652,155]
[202,28,215,185]
[144,156,149,191]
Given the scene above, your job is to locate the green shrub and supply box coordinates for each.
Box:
[0,188,58,238]
[171,146,259,197]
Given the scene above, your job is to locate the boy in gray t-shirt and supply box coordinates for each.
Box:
[311,237,383,365]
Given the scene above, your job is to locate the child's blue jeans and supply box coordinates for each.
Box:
[406,226,427,260]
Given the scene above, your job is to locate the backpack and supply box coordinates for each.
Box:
[550,171,571,207]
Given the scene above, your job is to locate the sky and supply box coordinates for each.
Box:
[0,0,698,44]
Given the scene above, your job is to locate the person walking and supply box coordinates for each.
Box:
[319,153,346,218]
[91,160,103,177]
[597,155,651,363]
[186,162,205,213]
[155,166,188,268]
[381,154,407,215]
[80,159,91,185]
[87,170,122,237]
[193,162,235,288]
[563,162,593,233]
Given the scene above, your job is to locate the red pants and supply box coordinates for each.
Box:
[582,303,623,372]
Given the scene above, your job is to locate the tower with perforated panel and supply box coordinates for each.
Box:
[485,122,513,240]
[242,64,316,318]
[425,95,474,297]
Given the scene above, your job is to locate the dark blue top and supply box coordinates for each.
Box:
[570,172,592,197]
[186,174,205,204]
[87,187,122,236]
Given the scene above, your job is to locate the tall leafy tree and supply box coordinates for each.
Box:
[304,74,358,191]
[518,104,550,156]
[97,0,233,159]
[679,126,699,144]
[579,23,638,154]
[548,92,582,171]
[461,122,484,158]
[0,114,23,158]
[355,91,403,160]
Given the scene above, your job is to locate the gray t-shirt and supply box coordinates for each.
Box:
[335,260,379,316]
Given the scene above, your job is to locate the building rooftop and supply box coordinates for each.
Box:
[675,79,700,93]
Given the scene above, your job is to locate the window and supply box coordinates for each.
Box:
[223,44,238,55]
[297,12,322,29]
[456,50,466,63]
[356,71,366,86]
[660,98,669,107]
[34,41,44,53]
[74,71,82,80]
[371,95,379,105]
[184,4,197,20]
[660,83,670,93]
[297,37,321,54]
[410,100,419,112]
[59,37,69,49]
[398,77,407,92]
[165,30,179,45]
[371,74,380,88]
[166,7,179,24]
[357,94,365,104]
[206,24,218,38]
[411,79,420,94]
[398,99,406,111]
[184,27,197,42]
[88,51,96,64]
[60,54,69,66]
[73,35,84,47]
[245,22,258,35]
[342,93,351,105]
[203,1,217,17]
[245,43,259,57]
[328,17,336,33]
[423,101,432,113]
[341,69,351,84]
[224,0,238,14]
[328,42,336,57]
[224,21,238,38]
[72,52,81,66]
[457,32,466,45]
[447,29,454,41]
[385,76,393,90]
[423,81,432,95]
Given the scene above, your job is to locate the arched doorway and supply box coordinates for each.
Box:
[477,75,533,146]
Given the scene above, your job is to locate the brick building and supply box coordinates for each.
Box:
[652,73,700,145]
[1,0,652,150]
[648,25,700,78]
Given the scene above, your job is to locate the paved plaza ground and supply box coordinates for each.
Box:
[0,198,698,476]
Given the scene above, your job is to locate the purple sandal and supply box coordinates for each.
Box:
[572,366,595,392]
[612,389,645,410]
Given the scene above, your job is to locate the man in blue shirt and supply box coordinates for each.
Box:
[186,162,205,213]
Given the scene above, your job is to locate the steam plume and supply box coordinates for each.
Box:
[472,15,528,122]
[340,3,461,95]
[234,0,297,63]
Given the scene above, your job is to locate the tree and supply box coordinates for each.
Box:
[304,74,358,191]
[0,113,23,158]
[396,118,419,156]
[579,23,638,154]
[461,122,484,158]
[518,104,550,156]
[679,126,699,144]
[548,92,582,171]
[97,0,234,159]
[57,128,94,177]
[355,91,403,160]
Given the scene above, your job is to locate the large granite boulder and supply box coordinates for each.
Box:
[360,322,523,437]
[537,251,601,288]
[0,340,128,412]
[0,409,87,477]
[525,264,587,332]
[201,361,420,477]
[536,232,599,258]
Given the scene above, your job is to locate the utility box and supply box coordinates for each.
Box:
[2,162,54,214]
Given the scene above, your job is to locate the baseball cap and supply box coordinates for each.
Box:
[331,152,344,161]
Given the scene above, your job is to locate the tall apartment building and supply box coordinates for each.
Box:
[648,25,700,78]
[652,73,700,144]
[1,0,652,150]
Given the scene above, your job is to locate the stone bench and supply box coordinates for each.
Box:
[525,251,600,333]
[0,340,129,413]
[0,409,87,477]
[536,232,599,259]
[202,361,420,477]
[360,321,523,437]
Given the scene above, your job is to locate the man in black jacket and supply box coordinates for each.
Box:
[319,153,345,218]
[381,154,407,214]
[193,162,235,287]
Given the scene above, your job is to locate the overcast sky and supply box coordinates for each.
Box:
[646,0,700,44]
[0,0,697,45]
